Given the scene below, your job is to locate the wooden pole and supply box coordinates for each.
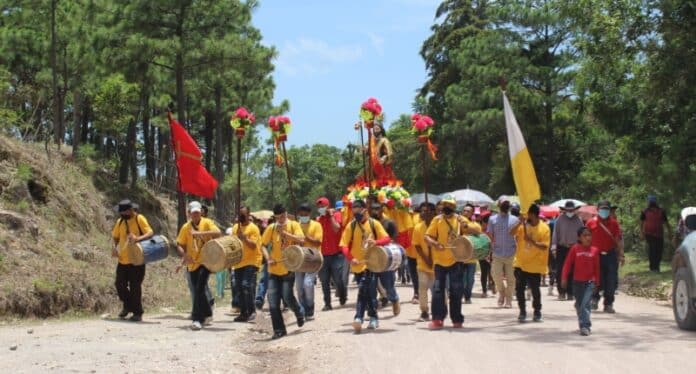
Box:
[356,122,369,184]
[281,141,297,214]
[365,123,373,199]
[422,144,429,206]
[236,136,242,219]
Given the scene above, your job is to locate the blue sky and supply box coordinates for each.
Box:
[252,0,439,148]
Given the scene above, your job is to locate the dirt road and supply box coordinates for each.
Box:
[1,282,695,373]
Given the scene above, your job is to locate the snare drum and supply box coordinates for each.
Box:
[284,245,323,273]
[127,235,169,266]
[449,236,473,262]
[365,243,404,273]
[200,236,243,272]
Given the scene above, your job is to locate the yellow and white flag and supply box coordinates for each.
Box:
[502,91,540,213]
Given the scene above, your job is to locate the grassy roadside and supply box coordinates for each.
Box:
[619,252,672,300]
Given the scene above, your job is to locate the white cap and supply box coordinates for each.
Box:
[188,201,202,213]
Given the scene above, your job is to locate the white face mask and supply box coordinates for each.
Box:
[299,216,310,224]
[317,207,327,215]
[565,212,575,218]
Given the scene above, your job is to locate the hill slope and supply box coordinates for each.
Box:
[0,136,188,318]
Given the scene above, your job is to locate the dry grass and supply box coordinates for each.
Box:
[0,136,189,319]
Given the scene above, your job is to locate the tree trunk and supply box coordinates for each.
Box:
[213,84,226,223]
[72,89,82,157]
[50,0,63,147]
[118,119,136,184]
[204,110,213,171]
[143,100,154,183]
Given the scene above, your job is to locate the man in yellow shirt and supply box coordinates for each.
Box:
[339,199,390,333]
[230,205,261,323]
[510,203,551,323]
[425,195,480,329]
[461,204,483,304]
[176,201,221,330]
[412,202,436,321]
[261,204,306,340]
[111,199,154,322]
[295,204,323,320]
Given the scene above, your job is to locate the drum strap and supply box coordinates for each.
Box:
[350,218,377,248]
[120,214,144,236]
[443,216,459,239]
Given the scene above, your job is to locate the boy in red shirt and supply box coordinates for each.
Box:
[561,227,601,336]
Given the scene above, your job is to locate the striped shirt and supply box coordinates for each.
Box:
[487,213,519,257]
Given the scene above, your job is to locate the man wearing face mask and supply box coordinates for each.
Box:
[551,200,585,300]
[639,195,672,273]
[230,205,261,322]
[315,197,346,311]
[587,200,624,313]
[111,199,154,322]
[370,202,401,316]
[487,197,520,308]
[295,204,323,320]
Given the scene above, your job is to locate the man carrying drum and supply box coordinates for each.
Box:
[176,201,222,330]
[412,202,436,321]
[261,204,306,340]
[111,199,154,322]
[369,202,401,316]
[295,203,323,320]
[230,205,262,323]
[340,199,391,333]
[315,197,346,311]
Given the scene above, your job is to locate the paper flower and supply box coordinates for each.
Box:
[410,113,438,160]
[230,106,256,137]
[359,97,384,126]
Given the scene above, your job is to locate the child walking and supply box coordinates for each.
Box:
[561,227,601,336]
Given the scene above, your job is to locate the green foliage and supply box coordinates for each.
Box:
[15,163,33,182]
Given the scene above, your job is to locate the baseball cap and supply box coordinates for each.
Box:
[597,200,611,209]
[188,201,202,213]
[441,194,456,207]
[316,197,330,207]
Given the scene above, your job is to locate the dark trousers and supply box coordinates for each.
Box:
[547,252,556,286]
[432,263,464,323]
[319,253,347,306]
[515,268,542,314]
[268,273,303,334]
[556,246,573,297]
[479,259,491,293]
[593,250,618,306]
[354,271,378,321]
[115,263,145,315]
[646,235,664,272]
[234,265,258,317]
[407,256,419,297]
[189,266,212,323]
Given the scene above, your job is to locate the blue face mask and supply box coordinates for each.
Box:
[598,209,610,219]
[299,216,310,224]
[354,212,364,222]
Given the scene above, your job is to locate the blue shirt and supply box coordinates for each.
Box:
[487,213,519,257]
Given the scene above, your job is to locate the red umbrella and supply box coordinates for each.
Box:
[540,205,560,218]
[578,205,597,222]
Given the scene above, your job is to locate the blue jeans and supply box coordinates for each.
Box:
[255,263,269,306]
[432,263,465,323]
[354,271,378,321]
[573,281,595,329]
[268,273,304,333]
[462,263,477,301]
[295,271,317,317]
[215,271,227,298]
[319,253,347,306]
[188,266,212,323]
[185,268,213,311]
[234,265,258,317]
[376,270,399,303]
[593,250,617,306]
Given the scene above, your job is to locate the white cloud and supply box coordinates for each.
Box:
[276,38,364,77]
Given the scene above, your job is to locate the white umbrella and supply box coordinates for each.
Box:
[496,195,520,205]
[446,189,495,205]
[410,193,441,207]
[549,199,586,208]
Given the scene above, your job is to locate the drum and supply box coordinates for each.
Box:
[469,234,491,260]
[200,236,243,272]
[284,245,323,273]
[449,236,473,262]
[365,243,403,273]
[127,235,169,266]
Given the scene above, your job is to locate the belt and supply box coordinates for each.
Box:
[600,250,614,255]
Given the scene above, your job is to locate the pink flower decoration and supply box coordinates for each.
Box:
[235,107,250,119]
[414,120,428,132]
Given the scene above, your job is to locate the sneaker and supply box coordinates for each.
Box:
[481,292,488,298]
[297,317,305,327]
[380,297,389,308]
[233,315,248,322]
[411,296,419,305]
[352,318,363,333]
[392,300,401,316]
[452,322,463,329]
[591,299,599,310]
[190,321,202,331]
[129,314,142,322]
[118,308,129,319]
[339,298,347,306]
[497,295,505,307]
[547,287,555,296]
[580,327,590,336]
[419,311,430,321]
[254,301,263,310]
[306,314,315,321]
[203,316,213,326]
[322,305,333,311]
[248,313,257,321]
[557,293,566,301]
[603,305,615,314]
[533,312,543,322]
[367,317,379,330]
[464,299,472,305]
[272,330,287,340]
[231,307,241,315]
[428,320,444,330]
[518,312,527,323]
[504,301,513,309]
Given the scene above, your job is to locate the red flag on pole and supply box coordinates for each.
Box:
[168,113,218,198]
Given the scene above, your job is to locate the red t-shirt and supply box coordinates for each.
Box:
[586,217,621,252]
[317,212,343,256]
[562,244,601,284]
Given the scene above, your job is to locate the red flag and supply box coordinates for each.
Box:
[168,113,218,198]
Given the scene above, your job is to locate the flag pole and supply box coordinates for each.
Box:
[167,111,186,229]
[281,142,297,214]
[236,136,242,220]
[421,144,429,206]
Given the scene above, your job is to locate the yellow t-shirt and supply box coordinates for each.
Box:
[300,220,323,251]
[111,214,153,265]
[412,221,434,273]
[339,218,389,274]
[231,222,262,270]
[176,217,220,271]
[425,214,462,267]
[261,221,305,276]
[461,216,482,264]
[383,206,415,233]
[512,221,551,274]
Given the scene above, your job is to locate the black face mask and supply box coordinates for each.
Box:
[239,214,248,223]
[120,214,132,220]
[443,206,454,215]
[500,203,510,213]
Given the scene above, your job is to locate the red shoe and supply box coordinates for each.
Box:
[428,320,444,330]
[452,322,463,328]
